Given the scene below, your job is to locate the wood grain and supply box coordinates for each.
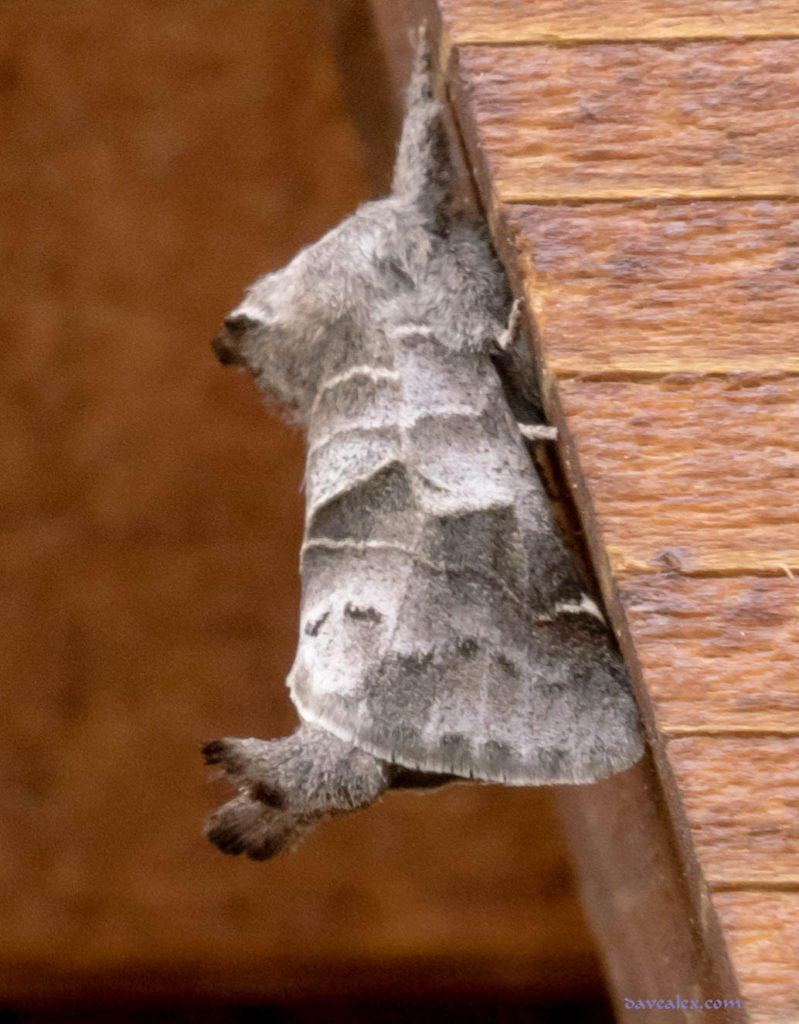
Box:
[502,201,799,377]
[436,0,799,51]
[628,573,799,724]
[618,575,799,734]
[431,4,799,1021]
[715,891,799,1021]
[668,737,799,884]
[555,376,799,576]
[453,41,799,201]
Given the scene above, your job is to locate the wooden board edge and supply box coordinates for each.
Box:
[376,8,752,1017]
[557,750,747,1023]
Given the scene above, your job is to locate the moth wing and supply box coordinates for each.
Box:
[289,334,641,785]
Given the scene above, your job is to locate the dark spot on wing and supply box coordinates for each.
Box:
[440,732,471,760]
[403,649,434,670]
[344,603,383,624]
[304,611,329,636]
[536,747,568,779]
[481,739,518,777]
[457,637,479,657]
[496,652,520,679]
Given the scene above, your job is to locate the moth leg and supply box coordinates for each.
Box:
[496,296,525,353]
[491,297,551,429]
[203,724,389,860]
[205,792,307,861]
[518,422,558,442]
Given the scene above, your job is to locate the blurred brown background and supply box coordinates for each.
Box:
[1,1,612,1019]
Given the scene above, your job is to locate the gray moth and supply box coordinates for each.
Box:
[203,35,643,861]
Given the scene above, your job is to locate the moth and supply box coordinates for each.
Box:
[203,36,642,861]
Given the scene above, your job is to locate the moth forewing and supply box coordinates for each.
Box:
[289,323,641,786]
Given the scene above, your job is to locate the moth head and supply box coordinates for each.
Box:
[210,249,331,413]
[211,202,419,414]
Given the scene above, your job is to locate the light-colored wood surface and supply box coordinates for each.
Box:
[436,0,799,52]
[431,1,799,1020]
[453,40,799,201]
[503,201,799,377]
[619,575,799,735]
[555,376,799,577]
[715,892,799,1024]
[668,737,799,885]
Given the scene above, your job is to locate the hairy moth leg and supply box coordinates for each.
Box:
[518,422,558,442]
[203,723,389,860]
[491,297,550,431]
[204,793,305,861]
[496,297,524,353]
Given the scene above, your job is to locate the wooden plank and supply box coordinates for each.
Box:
[429,7,799,1022]
[715,891,799,1022]
[553,376,799,576]
[502,201,799,377]
[618,575,799,734]
[557,752,745,1023]
[668,737,799,885]
[452,41,799,201]
[437,0,799,51]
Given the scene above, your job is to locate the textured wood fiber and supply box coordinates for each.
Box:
[432,5,799,1021]
[668,737,799,885]
[453,41,799,201]
[436,0,799,50]
[715,892,799,1022]
[503,201,799,378]
[619,575,799,734]
[0,0,600,1004]
[555,376,799,576]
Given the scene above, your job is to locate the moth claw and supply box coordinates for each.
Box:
[518,422,558,442]
[497,297,525,352]
[202,737,246,774]
[252,781,288,809]
[205,793,298,861]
